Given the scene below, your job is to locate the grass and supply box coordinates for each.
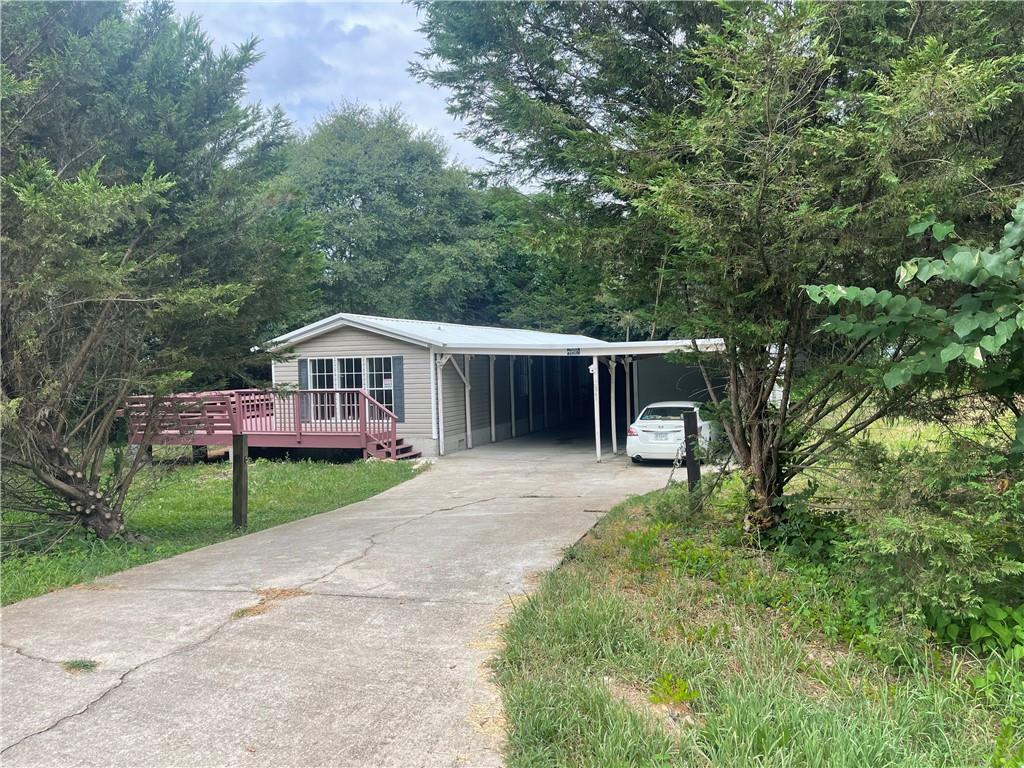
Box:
[61,659,99,673]
[495,484,1019,768]
[1,456,417,605]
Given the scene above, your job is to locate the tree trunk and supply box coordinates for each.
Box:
[79,502,126,539]
[744,453,786,534]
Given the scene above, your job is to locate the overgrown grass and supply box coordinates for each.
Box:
[495,484,1020,768]
[1,457,417,605]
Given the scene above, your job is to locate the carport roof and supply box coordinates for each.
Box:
[269,312,723,357]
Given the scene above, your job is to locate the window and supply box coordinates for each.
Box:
[337,357,363,389]
[310,358,335,390]
[309,358,336,420]
[365,356,394,410]
[639,406,692,421]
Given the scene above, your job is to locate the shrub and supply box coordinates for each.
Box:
[824,440,1023,653]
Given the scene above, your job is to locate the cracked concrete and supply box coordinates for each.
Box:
[0,434,670,767]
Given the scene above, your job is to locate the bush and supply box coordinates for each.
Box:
[777,438,1024,656]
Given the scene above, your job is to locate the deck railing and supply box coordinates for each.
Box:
[125,388,398,449]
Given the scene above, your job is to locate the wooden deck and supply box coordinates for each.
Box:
[126,389,419,459]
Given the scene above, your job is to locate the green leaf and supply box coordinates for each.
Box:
[907,215,935,236]
[970,622,993,642]
[883,366,912,389]
[932,220,955,242]
[940,343,964,362]
[953,314,980,338]
[963,345,984,368]
[979,334,1004,354]
[983,603,1008,620]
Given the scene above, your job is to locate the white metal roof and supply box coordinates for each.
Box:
[269,312,722,357]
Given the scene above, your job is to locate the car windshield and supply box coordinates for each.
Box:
[639,406,691,421]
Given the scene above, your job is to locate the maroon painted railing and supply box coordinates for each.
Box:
[125,389,398,455]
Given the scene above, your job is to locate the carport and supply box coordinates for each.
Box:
[430,336,724,462]
[266,312,723,461]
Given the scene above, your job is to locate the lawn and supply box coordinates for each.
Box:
[1,456,417,605]
[495,483,1021,768]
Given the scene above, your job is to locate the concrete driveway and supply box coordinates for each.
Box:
[0,436,669,768]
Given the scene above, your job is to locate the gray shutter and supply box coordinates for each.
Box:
[297,358,310,421]
[392,356,405,422]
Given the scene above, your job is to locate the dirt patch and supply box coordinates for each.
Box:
[231,587,310,620]
[605,676,703,733]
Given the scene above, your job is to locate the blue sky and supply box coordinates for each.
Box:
[176,1,488,169]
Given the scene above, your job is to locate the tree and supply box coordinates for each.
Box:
[286,103,506,324]
[808,199,1024,448]
[1,1,319,538]
[417,1,1024,527]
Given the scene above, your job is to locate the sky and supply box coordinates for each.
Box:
[176,1,489,169]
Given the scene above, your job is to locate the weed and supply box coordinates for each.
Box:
[61,659,98,673]
[648,673,699,706]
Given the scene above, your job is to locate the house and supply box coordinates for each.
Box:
[266,313,724,460]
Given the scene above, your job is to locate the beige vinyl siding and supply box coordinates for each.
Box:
[469,356,490,444]
[441,355,467,451]
[493,357,512,427]
[271,326,433,447]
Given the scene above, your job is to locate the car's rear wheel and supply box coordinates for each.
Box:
[631,456,643,464]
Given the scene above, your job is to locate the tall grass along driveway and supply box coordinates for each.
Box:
[496,486,1017,768]
[1,458,416,605]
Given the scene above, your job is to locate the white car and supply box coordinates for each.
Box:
[626,401,713,463]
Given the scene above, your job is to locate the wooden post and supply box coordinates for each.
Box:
[232,433,248,528]
[683,409,702,514]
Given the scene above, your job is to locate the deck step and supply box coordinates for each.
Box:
[365,438,420,460]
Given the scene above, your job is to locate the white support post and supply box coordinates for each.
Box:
[542,357,549,429]
[591,356,602,462]
[436,354,449,456]
[608,356,618,455]
[510,357,517,438]
[624,356,633,429]
[450,356,473,450]
[461,355,473,449]
[527,358,535,433]
[489,355,496,443]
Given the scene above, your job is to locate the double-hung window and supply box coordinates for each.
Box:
[309,358,336,420]
[365,356,394,411]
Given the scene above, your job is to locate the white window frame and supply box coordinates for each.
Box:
[308,355,396,415]
[308,357,337,421]
[365,356,395,411]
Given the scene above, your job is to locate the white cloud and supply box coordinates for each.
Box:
[176,1,490,168]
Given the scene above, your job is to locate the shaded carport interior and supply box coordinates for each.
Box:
[431,336,725,461]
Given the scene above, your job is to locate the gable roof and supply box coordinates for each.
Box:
[268,312,724,357]
[270,312,604,351]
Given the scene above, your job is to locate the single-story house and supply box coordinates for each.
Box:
[268,313,723,460]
